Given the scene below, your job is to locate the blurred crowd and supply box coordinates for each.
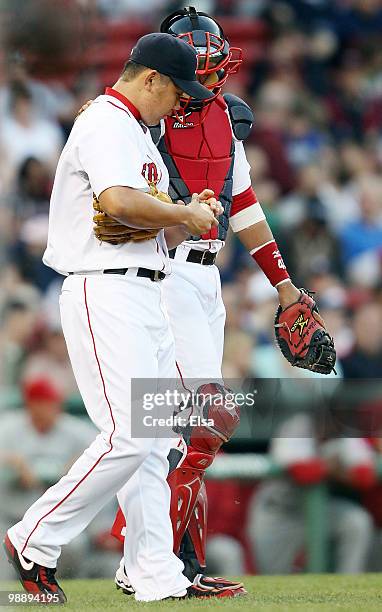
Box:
[0,0,382,579]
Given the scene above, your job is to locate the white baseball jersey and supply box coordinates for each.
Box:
[43,88,170,275]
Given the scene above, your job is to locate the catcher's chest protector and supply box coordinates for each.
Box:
[160,97,234,241]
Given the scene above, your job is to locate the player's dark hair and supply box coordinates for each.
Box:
[121,60,171,87]
[120,60,148,81]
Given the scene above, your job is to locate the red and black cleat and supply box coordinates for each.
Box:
[3,533,67,604]
[115,562,247,600]
[183,574,247,598]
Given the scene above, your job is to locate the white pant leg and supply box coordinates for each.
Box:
[208,264,226,370]
[116,263,226,593]
[118,287,190,600]
[9,274,187,599]
[163,261,225,381]
[118,437,189,601]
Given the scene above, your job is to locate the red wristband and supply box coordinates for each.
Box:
[251,240,290,287]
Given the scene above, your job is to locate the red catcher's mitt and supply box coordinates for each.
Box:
[274,289,336,375]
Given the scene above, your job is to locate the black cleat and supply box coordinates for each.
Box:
[3,533,67,604]
[175,574,247,599]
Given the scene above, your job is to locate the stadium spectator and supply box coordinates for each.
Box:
[341,302,382,378]
[8,214,60,292]
[0,83,63,191]
[223,329,254,379]
[250,79,296,193]
[277,164,330,231]
[285,109,327,169]
[314,281,353,360]
[282,196,342,286]
[0,297,40,407]
[0,377,96,578]
[22,325,78,401]
[0,52,74,123]
[339,176,382,285]
[4,158,52,230]
[325,55,373,142]
[247,412,375,574]
[334,0,382,46]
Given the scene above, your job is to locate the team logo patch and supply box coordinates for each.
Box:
[291,314,309,336]
[142,162,162,185]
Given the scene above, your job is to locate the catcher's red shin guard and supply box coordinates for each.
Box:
[111,383,240,572]
[169,383,239,559]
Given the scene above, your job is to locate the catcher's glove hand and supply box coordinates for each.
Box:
[274,289,336,375]
[93,183,173,245]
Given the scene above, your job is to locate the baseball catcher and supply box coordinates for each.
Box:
[110,6,336,599]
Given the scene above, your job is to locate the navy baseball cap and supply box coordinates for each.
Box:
[130,32,214,101]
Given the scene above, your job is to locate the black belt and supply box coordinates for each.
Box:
[169,248,217,266]
[69,268,166,281]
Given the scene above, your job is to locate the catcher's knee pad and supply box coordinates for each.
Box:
[178,382,240,456]
[169,383,240,555]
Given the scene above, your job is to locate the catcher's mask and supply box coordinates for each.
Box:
[160,6,243,123]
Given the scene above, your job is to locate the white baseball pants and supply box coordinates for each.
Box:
[163,256,226,380]
[117,256,226,581]
[8,272,190,601]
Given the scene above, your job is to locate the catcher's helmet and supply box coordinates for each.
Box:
[160,6,242,106]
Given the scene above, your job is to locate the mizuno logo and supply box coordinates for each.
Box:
[18,551,34,571]
[291,314,309,336]
[198,459,209,466]
[172,121,194,128]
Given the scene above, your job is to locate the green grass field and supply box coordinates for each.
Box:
[2,574,382,611]
[1,575,382,611]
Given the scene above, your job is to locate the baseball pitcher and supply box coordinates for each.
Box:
[3,33,227,602]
